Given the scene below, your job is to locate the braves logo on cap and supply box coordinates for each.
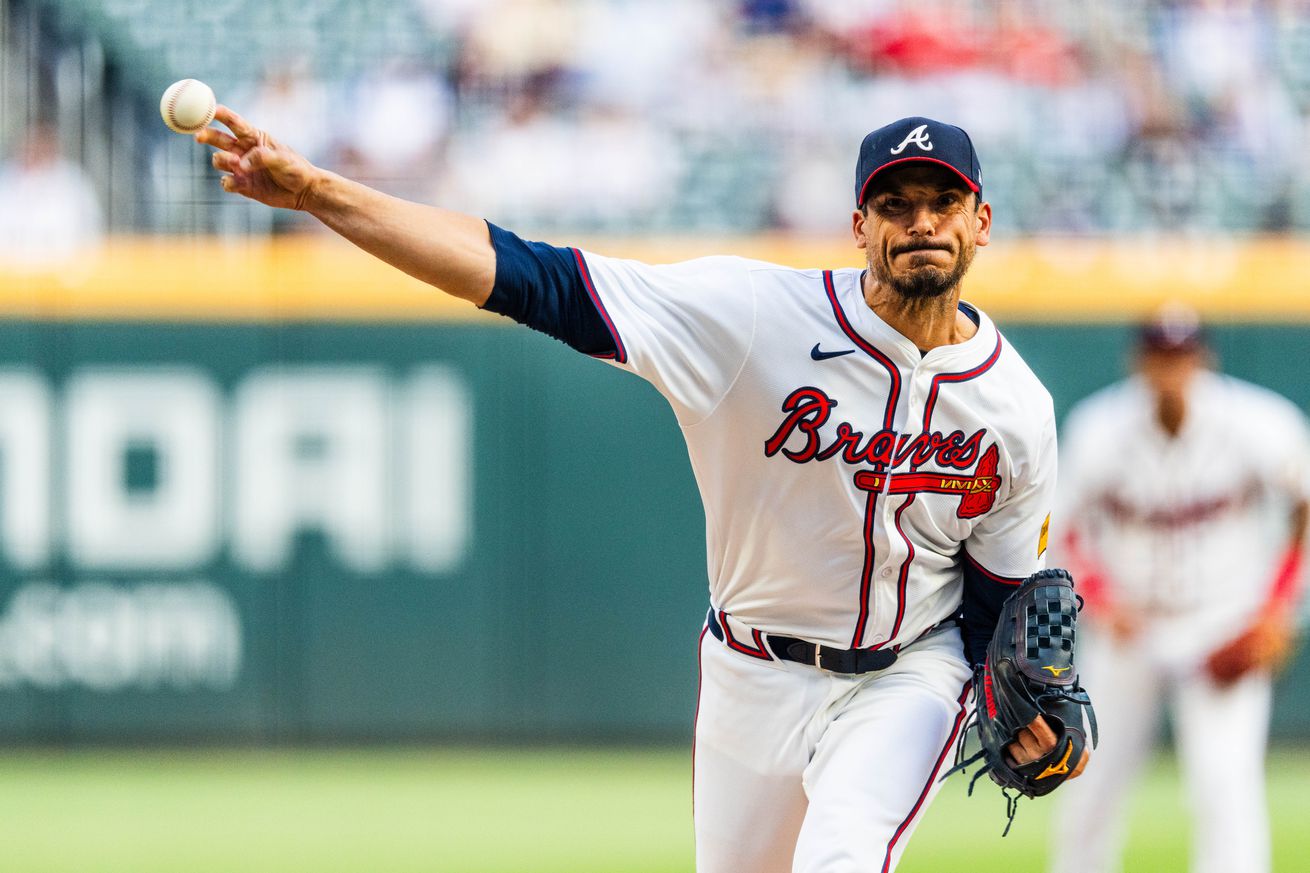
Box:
[855,116,982,205]
[890,125,933,154]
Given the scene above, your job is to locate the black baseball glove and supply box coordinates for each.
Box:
[945,568,1098,833]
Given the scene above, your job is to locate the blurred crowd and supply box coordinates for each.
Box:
[7,0,1310,240]
[0,122,103,267]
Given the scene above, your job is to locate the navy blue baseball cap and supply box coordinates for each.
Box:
[1139,303,1206,352]
[855,116,982,206]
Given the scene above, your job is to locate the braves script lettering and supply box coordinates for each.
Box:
[763,386,984,470]
[764,387,1000,518]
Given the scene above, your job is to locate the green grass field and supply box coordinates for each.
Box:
[4,746,1308,872]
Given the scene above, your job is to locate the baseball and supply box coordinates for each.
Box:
[160,79,217,134]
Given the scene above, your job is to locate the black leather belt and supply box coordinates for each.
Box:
[706,608,901,674]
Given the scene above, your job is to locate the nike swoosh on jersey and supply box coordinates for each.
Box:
[811,343,856,361]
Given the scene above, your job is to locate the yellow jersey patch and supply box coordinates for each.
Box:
[1038,513,1050,558]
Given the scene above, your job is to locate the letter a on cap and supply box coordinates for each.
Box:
[890,124,933,154]
[855,117,981,204]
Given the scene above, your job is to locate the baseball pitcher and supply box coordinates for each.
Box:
[198,109,1092,871]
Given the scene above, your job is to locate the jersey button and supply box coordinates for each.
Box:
[879,568,893,578]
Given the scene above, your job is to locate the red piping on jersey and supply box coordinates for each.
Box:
[717,610,773,660]
[886,495,918,647]
[859,158,980,206]
[963,549,1025,585]
[850,487,881,648]
[880,678,974,873]
[864,494,918,650]
[1061,528,1112,611]
[1265,546,1305,614]
[572,248,628,364]
[919,333,1004,439]
[823,270,900,433]
[692,625,708,817]
[825,267,902,649]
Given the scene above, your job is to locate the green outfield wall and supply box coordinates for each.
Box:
[1,235,1309,743]
[0,318,1307,743]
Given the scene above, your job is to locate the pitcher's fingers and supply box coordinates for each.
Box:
[214,105,258,140]
[196,128,239,152]
[212,151,241,173]
[220,173,252,195]
[1013,728,1045,762]
[1025,715,1058,749]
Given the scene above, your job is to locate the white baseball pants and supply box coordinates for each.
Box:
[692,623,973,873]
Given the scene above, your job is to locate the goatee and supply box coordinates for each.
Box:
[873,247,973,300]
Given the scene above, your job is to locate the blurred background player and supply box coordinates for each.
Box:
[1049,304,1310,873]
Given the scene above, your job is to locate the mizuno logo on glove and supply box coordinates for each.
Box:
[1036,740,1074,780]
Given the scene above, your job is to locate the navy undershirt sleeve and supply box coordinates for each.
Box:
[481,222,618,357]
[960,558,1014,667]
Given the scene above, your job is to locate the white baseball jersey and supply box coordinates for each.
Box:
[1053,371,1308,873]
[1059,371,1310,643]
[576,252,1056,650]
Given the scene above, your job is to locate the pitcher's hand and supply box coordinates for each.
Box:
[196,106,322,210]
[1006,714,1089,779]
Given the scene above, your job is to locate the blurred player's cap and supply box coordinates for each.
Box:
[856,116,982,206]
[1139,303,1206,352]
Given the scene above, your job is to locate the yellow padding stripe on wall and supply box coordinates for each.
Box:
[1,236,1308,322]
